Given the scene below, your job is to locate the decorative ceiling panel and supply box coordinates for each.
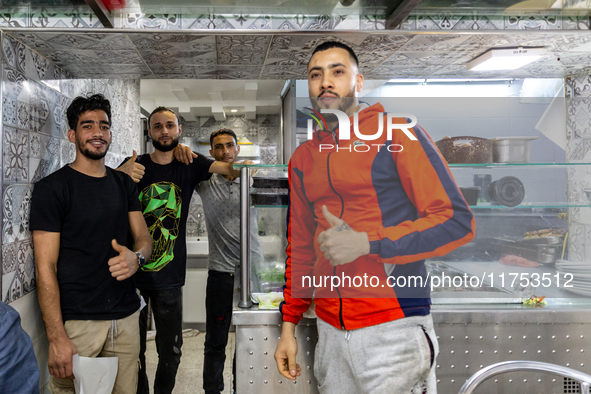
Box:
[6,30,591,80]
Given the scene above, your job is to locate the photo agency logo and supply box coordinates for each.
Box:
[302,107,419,153]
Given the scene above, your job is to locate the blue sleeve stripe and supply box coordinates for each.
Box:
[372,126,473,258]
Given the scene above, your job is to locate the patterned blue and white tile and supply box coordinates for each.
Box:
[28,6,103,29]
[3,66,28,102]
[3,126,29,183]
[2,34,26,73]
[566,73,591,98]
[178,14,238,30]
[24,47,54,83]
[16,100,30,130]
[2,241,17,277]
[29,133,60,182]
[2,184,33,245]
[17,239,35,296]
[566,137,591,162]
[60,138,75,168]
[122,13,181,29]
[567,222,591,262]
[563,16,591,30]
[360,13,386,30]
[567,97,591,139]
[416,14,505,30]
[259,145,278,165]
[181,14,271,30]
[2,96,17,127]
[504,15,562,30]
[2,269,23,304]
[0,7,29,28]
[271,14,355,30]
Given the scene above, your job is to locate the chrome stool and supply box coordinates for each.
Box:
[458,361,591,394]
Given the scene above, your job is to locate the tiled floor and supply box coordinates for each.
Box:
[144,331,235,394]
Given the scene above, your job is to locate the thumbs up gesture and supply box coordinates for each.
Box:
[317,205,370,266]
[108,239,139,281]
[117,150,145,183]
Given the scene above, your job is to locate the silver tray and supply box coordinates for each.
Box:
[492,238,564,265]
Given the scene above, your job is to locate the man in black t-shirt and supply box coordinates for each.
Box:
[117,107,240,394]
[30,94,153,394]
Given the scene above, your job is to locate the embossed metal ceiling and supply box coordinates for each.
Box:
[6,30,591,79]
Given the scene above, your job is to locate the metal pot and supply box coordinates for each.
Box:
[491,136,540,163]
[435,136,493,164]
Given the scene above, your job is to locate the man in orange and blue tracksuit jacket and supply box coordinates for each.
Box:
[274,41,476,394]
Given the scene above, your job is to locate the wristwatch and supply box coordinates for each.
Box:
[135,252,146,268]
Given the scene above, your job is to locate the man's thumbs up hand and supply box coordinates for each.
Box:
[117,150,145,183]
[108,239,139,280]
[317,205,370,266]
[322,205,344,228]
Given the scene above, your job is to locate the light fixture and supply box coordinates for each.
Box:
[388,78,426,83]
[231,109,237,112]
[467,47,547,71]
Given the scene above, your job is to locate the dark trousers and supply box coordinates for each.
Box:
[203,270,236,394]
[137,287,183,394]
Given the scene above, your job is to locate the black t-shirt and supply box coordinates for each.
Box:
[29,165,141,321]
[129,153,213,290]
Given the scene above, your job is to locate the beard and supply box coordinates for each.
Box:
[152,136,179,152]
[78,138,109,160]
[310,88,357,122]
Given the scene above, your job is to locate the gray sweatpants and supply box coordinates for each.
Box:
[314,314,439,394]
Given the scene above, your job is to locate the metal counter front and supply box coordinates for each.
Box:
[233,301,591,394]
[234,163,591,394]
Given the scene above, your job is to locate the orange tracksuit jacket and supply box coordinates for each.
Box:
[281,102,476,330]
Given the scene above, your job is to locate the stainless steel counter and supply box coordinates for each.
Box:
[233,301,591,394]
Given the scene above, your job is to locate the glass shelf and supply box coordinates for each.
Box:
[234,163,591,168]
[236,162,591,209]
[470,204,590,209]
[448,162,591,168]
[234,164,288,168]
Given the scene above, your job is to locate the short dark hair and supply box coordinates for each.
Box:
[67,94,111,130]
[210,128,238,148]
[148,106,180,127]
[309,41,359,70]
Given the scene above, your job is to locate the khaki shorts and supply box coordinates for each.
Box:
[50,309,140,394]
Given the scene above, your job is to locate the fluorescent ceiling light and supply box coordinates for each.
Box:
[467,47,547,71]
[231,109,237,112]
[426,78,514,83]
[388,78,426,83]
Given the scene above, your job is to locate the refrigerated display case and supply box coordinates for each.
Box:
[232,162,591,394]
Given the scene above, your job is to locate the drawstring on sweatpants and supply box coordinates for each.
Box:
[344,330,351,341]
[110,320,118,348]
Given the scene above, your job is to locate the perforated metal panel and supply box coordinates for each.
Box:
[236,322,318,393]
[435,322,591,394]
[234,311,591,394]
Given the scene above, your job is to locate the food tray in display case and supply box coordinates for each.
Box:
[426,261,524,304]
